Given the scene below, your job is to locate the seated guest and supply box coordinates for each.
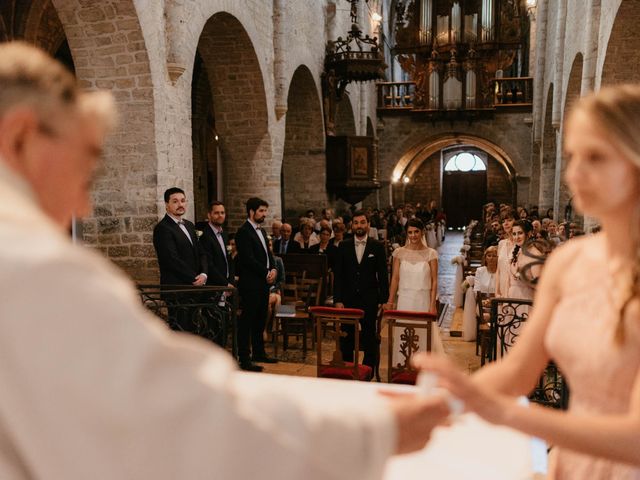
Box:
[331,221,346,247]
[482,218,501,249]
[271,220,282,242]
[273,223,298,254]
[315,208,334,232]
[266,238,285,338]
[310,226,338,269]
[473,246,498,294]
[293,218,319,251]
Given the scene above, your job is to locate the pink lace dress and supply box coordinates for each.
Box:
[545,237,640,479]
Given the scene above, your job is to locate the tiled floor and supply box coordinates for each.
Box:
[259,232,481,378]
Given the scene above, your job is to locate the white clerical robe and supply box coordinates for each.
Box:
[0,162,394,479]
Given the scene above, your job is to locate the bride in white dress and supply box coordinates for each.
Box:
[384,218,440,366]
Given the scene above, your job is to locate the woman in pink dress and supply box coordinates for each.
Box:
[417,85,640,479]
[494,211,516,297]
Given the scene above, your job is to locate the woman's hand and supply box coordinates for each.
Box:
[382,302,395,311]
[412,353,512,425]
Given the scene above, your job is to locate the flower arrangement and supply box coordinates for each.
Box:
[461,275,475,293]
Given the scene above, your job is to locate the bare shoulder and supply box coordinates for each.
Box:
[539,234,596,284]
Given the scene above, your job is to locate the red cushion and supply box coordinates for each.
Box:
[382,310,437,320]
[319,363,373,381]
[309,306,364,317]
[390,370,418,385]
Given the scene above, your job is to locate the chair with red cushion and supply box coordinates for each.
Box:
[309,307,372,381]
[382,310,437,385]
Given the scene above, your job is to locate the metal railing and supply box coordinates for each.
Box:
[488,297,568,410]
[137,285,238,357]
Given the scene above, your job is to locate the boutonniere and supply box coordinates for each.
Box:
[226,245,233,254]
[195,230,203,238]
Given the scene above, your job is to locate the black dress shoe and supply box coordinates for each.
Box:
[239,361,264,372]
[252,355,278,364]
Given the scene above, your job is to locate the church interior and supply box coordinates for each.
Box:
[2,0,639,476]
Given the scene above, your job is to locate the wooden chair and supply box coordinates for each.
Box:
[309,307,372,381]
[475,292,493,366]
[272,272,310,357]
[383,310,437,385]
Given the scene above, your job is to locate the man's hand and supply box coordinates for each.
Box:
[266,269,277,284]
[334,302,345,309]
[386,393,449,455]
[193,274,207,286]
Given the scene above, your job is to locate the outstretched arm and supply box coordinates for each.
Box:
[384,256,400,310]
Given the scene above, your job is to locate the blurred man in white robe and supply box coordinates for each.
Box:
[0,41,448,479]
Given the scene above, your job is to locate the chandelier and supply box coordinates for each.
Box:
[324,0,387,99]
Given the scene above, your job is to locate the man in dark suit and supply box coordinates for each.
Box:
[333,210,389,370]
[200,201,234,287]
[153,187,208,332]
[273,222,299,254]
[235,197,279,371]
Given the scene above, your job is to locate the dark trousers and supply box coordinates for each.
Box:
[340,296,379,368]
[239,286,269,362]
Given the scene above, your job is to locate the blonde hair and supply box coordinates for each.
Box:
[570,85,640,343]
[483,245,498,266]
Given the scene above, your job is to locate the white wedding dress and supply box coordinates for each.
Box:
[390,247,444,367]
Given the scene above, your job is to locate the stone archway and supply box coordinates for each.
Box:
[281,65,325,220]
[0,1,71,68]
[392,135,515,223]
[195,12,271,229]
[392,133,516,180]
[601,0,640,85]
[191,51,217,222]
[1,1,157,281]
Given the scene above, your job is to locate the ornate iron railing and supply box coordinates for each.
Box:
[488,297,569,410]
[137,285,238,357]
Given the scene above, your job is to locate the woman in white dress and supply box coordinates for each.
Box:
[495,211,516,297]
[384,218,440,365]
[473,246,498,295]
[463,246,498,341]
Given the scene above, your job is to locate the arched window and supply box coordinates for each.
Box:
[444,152,486,172]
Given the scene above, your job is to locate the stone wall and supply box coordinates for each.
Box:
[375,111,532,207]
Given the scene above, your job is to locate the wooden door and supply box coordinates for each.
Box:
[442,171,487,228]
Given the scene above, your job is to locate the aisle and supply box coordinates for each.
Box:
[435,231,463,332]
[436,231,481,373]
[260,231,480,378]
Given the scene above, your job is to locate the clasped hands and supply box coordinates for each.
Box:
[266,269,277,284]
[387,353,509,455]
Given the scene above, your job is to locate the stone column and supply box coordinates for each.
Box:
[581,0,600,95]
[532,0,548,144]
[273,0,287,119]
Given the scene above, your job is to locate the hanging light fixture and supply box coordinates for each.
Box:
[324,0,387,99]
